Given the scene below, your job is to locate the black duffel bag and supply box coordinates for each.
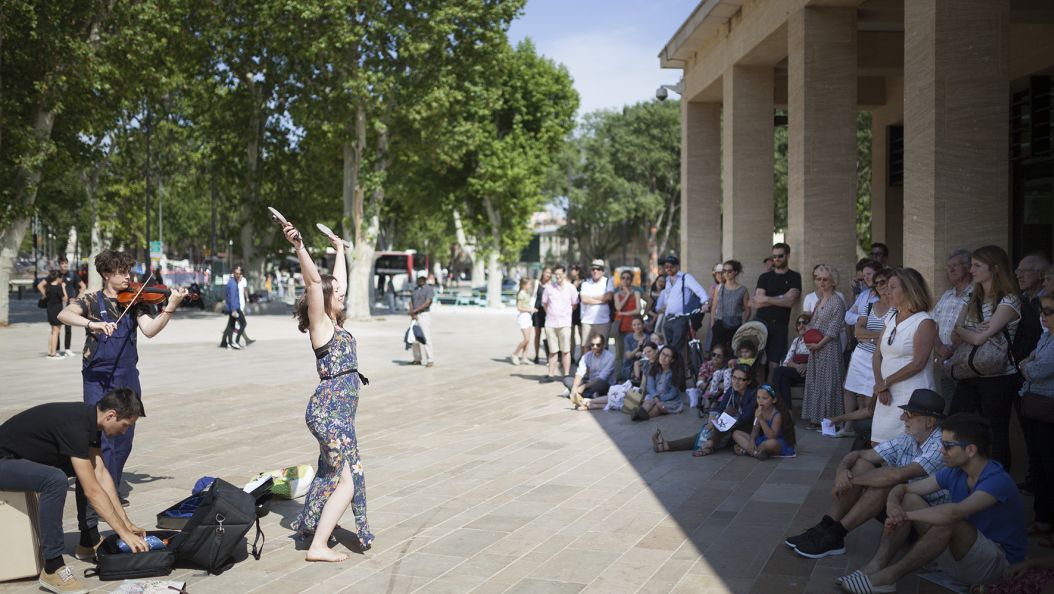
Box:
[86,530,179,581]
[169,478,264,574]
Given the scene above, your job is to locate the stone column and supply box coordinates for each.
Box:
[787,6,858,284]
[903,0,1008,295]
[723,65,775,291]
[680,101,722,285]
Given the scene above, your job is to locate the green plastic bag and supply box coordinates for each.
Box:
[259,464,315,499]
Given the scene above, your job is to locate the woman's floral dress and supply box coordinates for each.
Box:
[292,326,373,549]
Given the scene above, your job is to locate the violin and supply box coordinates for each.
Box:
[116,282,199,306]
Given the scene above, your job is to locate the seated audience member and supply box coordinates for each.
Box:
[652,364,757,455]
[0,389,150,594]
[837,413,1027,594]
[696,344,728,412]
[622,316,649,381]
[631,341,659,387]
[787,389,948,560]
[771,315,810,410]
[565,335,616,405]
[1017,294,1054,545]
[732,384,796,460]
[634,345,685,419]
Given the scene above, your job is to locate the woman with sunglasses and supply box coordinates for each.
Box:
[801,265,847,430]
[1017,295,1054,546]
[872,268,938,445]
[652,364,757,455]
[832,268,895,436]
[709,260,751,351]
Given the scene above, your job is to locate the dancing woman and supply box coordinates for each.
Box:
[282,222,373,561]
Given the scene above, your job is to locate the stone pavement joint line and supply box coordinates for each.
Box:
[0,308,952,593]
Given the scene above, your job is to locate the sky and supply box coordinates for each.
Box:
[507,0,700,117]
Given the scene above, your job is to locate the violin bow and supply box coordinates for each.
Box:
[113,272,154,325]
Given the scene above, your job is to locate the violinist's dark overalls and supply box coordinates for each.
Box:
[75,291,143,532]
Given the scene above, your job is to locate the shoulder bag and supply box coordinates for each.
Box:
[944,301,1015,381]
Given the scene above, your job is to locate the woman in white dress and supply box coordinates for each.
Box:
[871,268,938,445]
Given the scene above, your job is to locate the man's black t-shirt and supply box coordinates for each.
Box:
[0,403,100,476]
[755,269,803,326]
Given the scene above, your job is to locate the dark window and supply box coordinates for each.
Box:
[888,125,904,187]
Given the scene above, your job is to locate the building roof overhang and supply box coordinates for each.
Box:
[659,0,743,68]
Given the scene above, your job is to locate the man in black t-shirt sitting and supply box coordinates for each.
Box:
[750,242,803,381]
[0,389,149,594]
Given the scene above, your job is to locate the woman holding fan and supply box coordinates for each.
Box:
[278,214,373,561]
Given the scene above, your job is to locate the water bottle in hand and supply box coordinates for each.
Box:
[116,535,168,553]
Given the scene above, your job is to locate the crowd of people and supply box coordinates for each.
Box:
[513,241,1054,592]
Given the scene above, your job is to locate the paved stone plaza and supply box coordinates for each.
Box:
[0,303,1036,593]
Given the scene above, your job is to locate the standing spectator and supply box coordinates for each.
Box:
[933,250,974,403]
[39,270,67,359]
[219,267,245,350]
[1043,265,1054,297]
[803,263,850,354]
[872,268,938,445]
[234,266,255,346]
[655,255,709,377]
[532,266,552,364]
[762,257,774,273]
[579,259,613,357]
[511,278,535,365]
[801,265,847,428]
[844,259,881,335]
[567,336,616,408]
[622,316,648,381]
[950,245,1022,471]
[710,260,751,351]
[59,257,86,356]
[612,269,641,378]
[408,275,435,367]
[1014,252,1050,494]
[568,264,584,354]
[704,263,724,352]
[1017,295,1054,544]
[869,242,889,267]
[750,243,802,379]
[542,265,579,382]
[644,272,666,333]
[385,276,397,312]
[834,268,894,437]
[770,314,811,409]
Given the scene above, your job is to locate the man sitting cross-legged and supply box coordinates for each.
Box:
[838,412,1028,594]
[567,335,616,409]
[787,389,949,559]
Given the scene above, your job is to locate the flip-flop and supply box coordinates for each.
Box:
[693,445,714,457]
[651,429,668,452]
[733,445,747,456]
[835,570,863,586]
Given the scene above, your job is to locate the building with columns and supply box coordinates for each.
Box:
[661,0,1054,295]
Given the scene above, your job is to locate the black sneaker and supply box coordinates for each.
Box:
[793,524,845,559]
[784,517,830,548]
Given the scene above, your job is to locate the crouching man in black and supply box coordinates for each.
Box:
[0,388,149,594]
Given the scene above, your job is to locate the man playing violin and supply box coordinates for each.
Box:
[57,250,186,554]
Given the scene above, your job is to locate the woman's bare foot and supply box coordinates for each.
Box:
[306,547,349,562]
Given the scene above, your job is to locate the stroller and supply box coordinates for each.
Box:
[695,321,769,417]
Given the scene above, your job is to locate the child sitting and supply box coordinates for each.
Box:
[695,344,727,413]
[732,384,796,460]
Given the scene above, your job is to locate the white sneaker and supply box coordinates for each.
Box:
[560,387,571,398]
[511,355,520,365]
[47,354,62,360]
[64,349,77,357]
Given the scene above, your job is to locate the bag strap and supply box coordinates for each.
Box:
[250,517,265,560]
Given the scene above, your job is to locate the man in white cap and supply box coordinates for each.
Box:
[579,259,613,357]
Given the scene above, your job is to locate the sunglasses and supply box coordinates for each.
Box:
[591,343,604,348]
[795,320,807,326]
[772,254,786,259]
[731,375,749,382]
[710,352,725,359]
[875,279,888,286]
[1042,308,1054,316]
[591,267,603,272]
[940,440,971,451]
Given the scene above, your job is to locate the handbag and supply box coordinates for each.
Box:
[85,530,179,581]
[945,301,1015,381]
[621,388,645,417]
[1022,392,1054,423]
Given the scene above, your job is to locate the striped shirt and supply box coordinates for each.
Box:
[874,428,949,505]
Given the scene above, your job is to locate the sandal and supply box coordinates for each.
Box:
[693,443,714,457]
[733,445,747,456]
[651,429,668,453]
[753,449,770,461]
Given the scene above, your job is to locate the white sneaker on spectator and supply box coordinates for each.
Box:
[560,387,571,398]
[511,355,520,365]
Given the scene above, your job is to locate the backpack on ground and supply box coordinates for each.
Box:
[169,478,264,574]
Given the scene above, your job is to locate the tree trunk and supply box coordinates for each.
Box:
[482,197,504,308]
[238,91,263,274]
[0,106,56,325]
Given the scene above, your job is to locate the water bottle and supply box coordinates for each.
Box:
[116,535,168,553]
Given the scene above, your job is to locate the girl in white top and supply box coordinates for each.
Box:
[511,278,536,365]
[871,268,938,445]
